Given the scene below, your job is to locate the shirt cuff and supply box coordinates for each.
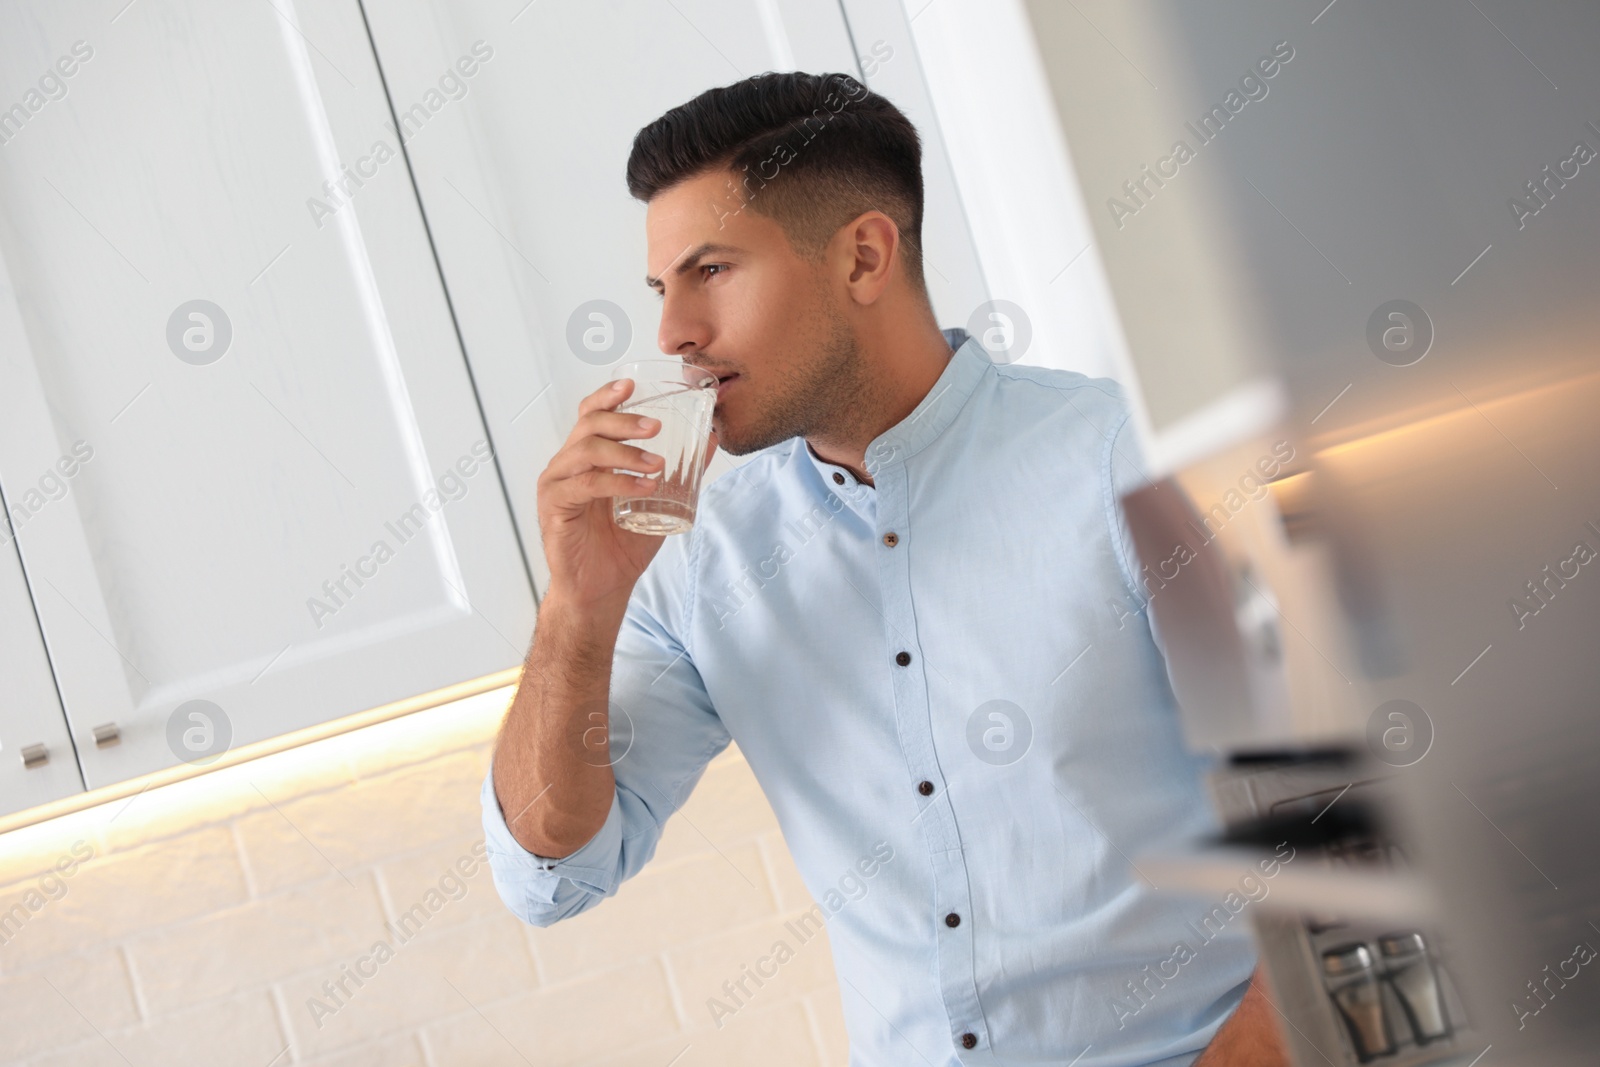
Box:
[480,757,625,913]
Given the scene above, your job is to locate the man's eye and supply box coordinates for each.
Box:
[703,263,728,279]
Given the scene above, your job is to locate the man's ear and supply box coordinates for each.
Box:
[843,212,899,301]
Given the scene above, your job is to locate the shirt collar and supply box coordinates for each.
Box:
[802,326,988,486]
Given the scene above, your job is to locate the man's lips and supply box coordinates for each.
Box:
[687,364,739,398]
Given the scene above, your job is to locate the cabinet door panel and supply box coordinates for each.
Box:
[0,1,534,792]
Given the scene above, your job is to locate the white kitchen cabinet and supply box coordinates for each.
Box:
[0,0,992,813]
[0,1,536,800]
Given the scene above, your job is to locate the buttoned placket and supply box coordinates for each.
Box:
[802,331,996,1060]
[868,448,992,1062]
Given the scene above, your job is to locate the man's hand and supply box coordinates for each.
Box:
[535,376,718,613]
[1193,965,1291,1067]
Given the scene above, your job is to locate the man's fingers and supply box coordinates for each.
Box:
[545,437,664,483]
[566,379,642,444]
[545,468,653,510]
[570,409,661,451]
[577,378,632,420]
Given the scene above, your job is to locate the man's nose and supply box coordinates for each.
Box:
[657,294,709,357]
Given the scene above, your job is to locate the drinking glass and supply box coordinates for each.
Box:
[608,359,717,535]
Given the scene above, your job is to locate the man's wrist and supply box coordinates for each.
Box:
[539,585,629,636]
[533,589,629,674]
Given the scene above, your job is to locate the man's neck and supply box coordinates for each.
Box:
[805,323,955,487]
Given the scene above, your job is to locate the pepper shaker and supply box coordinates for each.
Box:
[1322,943,1396,1062]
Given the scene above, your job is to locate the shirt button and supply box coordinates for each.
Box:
[961,1033,978,1049]
[895,651,911,666]
[917,780,934,796]
[945,912,961,928]
[882,531,898,547]
[832,471,845,484]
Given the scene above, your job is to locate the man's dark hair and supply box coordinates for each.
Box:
[627,71,927,294]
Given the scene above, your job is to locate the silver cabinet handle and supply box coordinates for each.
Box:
[21,743,49,768]
[92,723,121,747]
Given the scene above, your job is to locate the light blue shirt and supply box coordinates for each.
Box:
[482,327,1257,1066]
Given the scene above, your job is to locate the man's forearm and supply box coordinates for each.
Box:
[491,592,625,858]
[1194,965,1291,1067]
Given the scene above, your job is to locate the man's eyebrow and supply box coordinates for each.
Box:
[645,242,743,289]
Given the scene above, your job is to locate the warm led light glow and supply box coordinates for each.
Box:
[0,667,520,852]
[1312,367,1600,462]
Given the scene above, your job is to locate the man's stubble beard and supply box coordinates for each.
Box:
[717,296,879,457]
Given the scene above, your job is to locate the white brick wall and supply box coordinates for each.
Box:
[0,687,849,1066]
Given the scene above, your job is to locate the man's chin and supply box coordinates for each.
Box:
[711,429,759,457]
[711,415,795,458]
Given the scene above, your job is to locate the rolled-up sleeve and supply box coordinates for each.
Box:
[481,763,627,925]
[481,532,730,927]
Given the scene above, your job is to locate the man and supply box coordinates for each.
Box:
[483,71,1289,1066]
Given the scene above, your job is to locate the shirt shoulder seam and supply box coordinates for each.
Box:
[989,360,1125,404]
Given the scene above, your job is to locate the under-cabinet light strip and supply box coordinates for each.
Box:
[0,666,522,837]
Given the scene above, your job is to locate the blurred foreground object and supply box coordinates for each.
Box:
[1020,0,1600,1063]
